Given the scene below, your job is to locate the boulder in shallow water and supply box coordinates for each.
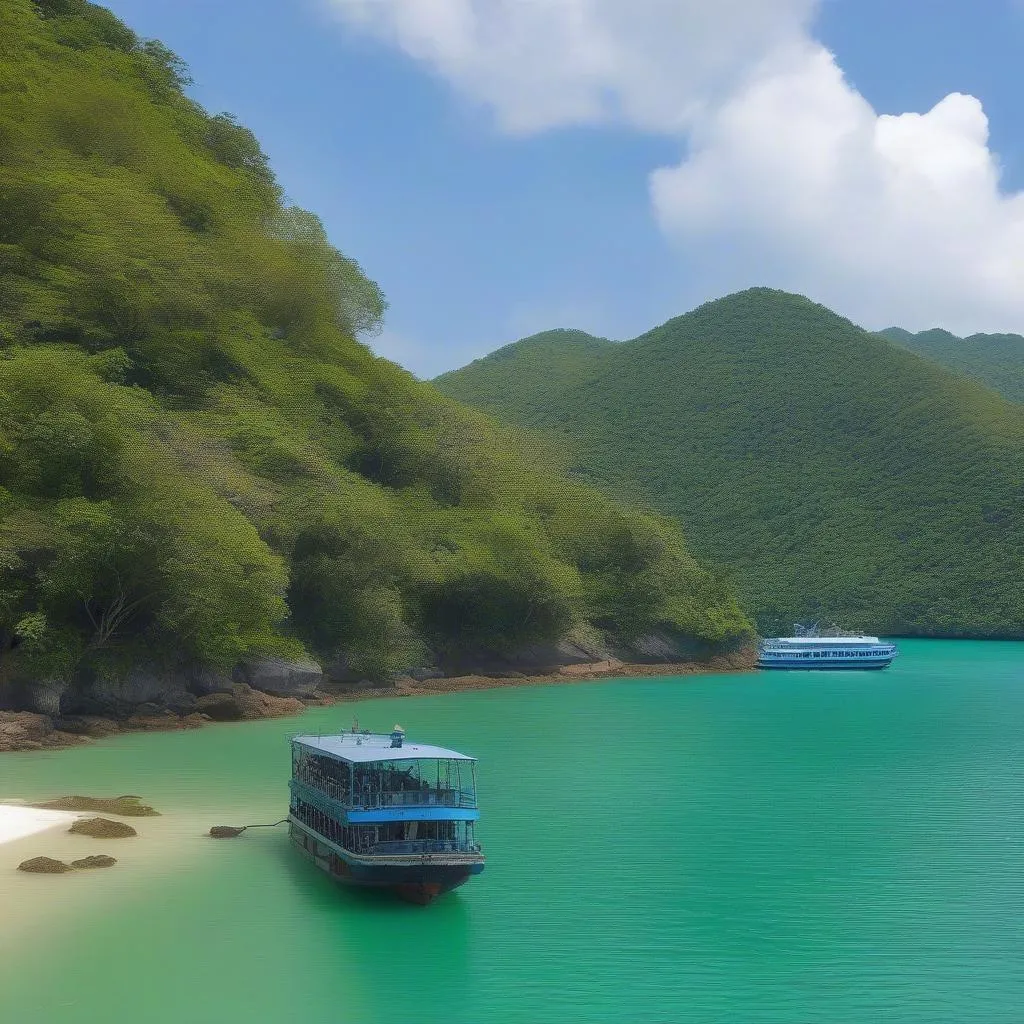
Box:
[32,795,159,817]
[71,855,116,869]
[18,856,72,874]
[68,817,137,838]
[209,825,245,838]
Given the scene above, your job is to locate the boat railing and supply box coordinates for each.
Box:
[297,776,476,809]
[359,788,477,810]
[369,839,482,857]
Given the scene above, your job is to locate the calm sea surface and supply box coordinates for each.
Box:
[2,639,1023,1023]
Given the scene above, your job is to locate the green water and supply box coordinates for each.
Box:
[2,639,1023,1023]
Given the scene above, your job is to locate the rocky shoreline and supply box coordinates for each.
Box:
[0,648,757,753]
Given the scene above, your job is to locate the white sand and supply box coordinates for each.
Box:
[0,804,84,844]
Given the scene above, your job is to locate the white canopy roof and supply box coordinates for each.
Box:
[293,732,475,763]
[770,636,882,644]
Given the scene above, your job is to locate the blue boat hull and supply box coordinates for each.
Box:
[289,821,484,904]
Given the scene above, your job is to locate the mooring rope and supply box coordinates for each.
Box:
[208,818,288,838]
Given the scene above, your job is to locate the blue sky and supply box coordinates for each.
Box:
[101,0,1024,377]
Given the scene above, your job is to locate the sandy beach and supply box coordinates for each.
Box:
[0,801,215,954]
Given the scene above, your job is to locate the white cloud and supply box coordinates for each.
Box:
[650,41,1024,334]
[327,0,1024,337]
[327,0,816,134]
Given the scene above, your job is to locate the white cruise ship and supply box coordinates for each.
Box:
[758,625,898,670]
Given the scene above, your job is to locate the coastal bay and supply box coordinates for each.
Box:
[2,640,1022,1023]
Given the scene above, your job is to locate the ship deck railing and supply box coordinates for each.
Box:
[296,778,477,810]
[367,839,482,857]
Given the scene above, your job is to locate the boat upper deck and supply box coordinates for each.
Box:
[293,731,475,764]
[763,635,889,646]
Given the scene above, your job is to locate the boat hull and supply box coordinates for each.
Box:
[758,658,894,670]
[289,821,484,904]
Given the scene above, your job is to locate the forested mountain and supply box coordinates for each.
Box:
[880,327,1024,405]
[437,289,1024,636]
[0,0,751,712]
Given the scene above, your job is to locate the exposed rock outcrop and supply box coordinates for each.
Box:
[85,666,179,710]
[196,683,305,722]
[69,817,138,838]
[435,630,615,678]
[18,856,72,874]
[0,712,90,752]
[233,657,323,698]
[54,716,122,738]
[71,855,117,869]
[185,667,235,697]
[34,796,159,817]
[25,678,70,716]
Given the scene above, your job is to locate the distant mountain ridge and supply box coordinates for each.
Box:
[879,326,1024,404]
[436,288,1024,637]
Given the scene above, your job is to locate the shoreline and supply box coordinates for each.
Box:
[0,653,757,753]
[345,652,758,702]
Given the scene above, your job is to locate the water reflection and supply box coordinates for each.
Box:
[266,829,475,1024]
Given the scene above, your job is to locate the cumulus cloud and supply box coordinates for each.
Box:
[327,0,1024,336]
[650,40,1024,334]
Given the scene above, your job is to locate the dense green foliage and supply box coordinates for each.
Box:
[0,0,749,695]
[880,327,1024,405]
[437,289,1024,637]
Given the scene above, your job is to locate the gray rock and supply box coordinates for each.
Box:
[233,657,323,697]
[406,667,446,682]
[88,667,175,707]
[26,678,69,716]
[185,667,234,697]
[163,691,198,714]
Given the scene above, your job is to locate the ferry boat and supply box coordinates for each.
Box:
[288,723,485,904]
[758,624,898,670]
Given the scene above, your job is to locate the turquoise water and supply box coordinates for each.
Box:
[2,639,1023,1022]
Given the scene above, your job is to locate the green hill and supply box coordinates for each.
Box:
[880,326,1024,405]
[436,288,1024,637]
[0,0,751,710]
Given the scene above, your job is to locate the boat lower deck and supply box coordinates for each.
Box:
[289,819,484,904]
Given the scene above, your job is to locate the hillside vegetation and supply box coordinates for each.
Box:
[881,327,1024,405]
[0,0,751,709]
[437,289,1024,636]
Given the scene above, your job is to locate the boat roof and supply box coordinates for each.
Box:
[292,732,475,763]
[769,636,882,644]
